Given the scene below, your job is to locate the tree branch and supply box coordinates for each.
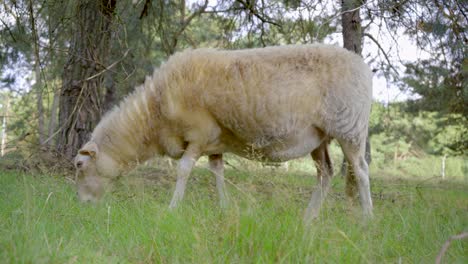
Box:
[181,0,209,32]
[139,0,151,19]
[435,232,468,264]
[316,0,371,40]
[0,18,17,42]
[85,49,130,81]
[363,33,399,75]
[235,0,281,27]
[455,0,467,22]
[170,0,209,51]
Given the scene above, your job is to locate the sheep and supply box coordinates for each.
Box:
[74,44,373,222]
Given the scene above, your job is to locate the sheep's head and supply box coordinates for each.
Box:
[74,141,119,202]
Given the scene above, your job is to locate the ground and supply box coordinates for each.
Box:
[0,155,467,263]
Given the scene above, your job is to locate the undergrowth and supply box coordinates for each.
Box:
[0,157,467,263]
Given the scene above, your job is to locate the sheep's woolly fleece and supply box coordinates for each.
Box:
[91,44,372,168]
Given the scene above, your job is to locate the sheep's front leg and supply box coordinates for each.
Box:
[169,146,200,209]
[209,154,229,208]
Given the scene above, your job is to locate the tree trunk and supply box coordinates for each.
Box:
[47,88,59,145]
[341,0,372,173]
[1,96,9,157]
[57,0,117,160]
[102,73,116,113]
[342,0,363,54]
[46,8,59,148]
[28,0,45,145]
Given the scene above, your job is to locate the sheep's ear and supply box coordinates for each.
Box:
[78,141,99,159]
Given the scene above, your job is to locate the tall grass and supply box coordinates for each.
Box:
[0,158,467,263]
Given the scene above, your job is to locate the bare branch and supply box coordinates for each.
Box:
[181,0,209,31]
[316,0,377,39]
[85,49,130,81]
[363,33,399,75]
[139,0,151,19]
[435,232,468,264]
[235,0,281,27]
[455,0,467,22]
[203,7,244,14]
[0,18,17,42]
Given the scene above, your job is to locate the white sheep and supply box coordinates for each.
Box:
[74,44,373,222]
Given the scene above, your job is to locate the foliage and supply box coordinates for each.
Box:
[0,2,466,261]
[403,58,467,116]
[0,0,338,153]
[216,0,337,48]
[0,0,466,160]
[368,0,467,115]
[369,102,467,157]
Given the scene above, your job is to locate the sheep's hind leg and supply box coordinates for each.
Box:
[338,139,373,217]
[169,145,200,209]
[304,142,333,223]
[344,162,358,204]
[209,154,229,208]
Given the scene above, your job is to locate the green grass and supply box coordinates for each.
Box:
[0,159,467,263]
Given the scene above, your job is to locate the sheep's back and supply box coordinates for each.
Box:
[161,44,372,145]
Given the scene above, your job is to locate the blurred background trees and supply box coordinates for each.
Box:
[0,0,466,167]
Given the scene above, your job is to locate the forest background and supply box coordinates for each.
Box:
[0,0,466,166]
[0,1,467,263]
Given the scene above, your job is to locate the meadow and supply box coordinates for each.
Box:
[0,154,467,263]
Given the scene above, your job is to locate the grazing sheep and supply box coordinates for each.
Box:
[74,44,373,222]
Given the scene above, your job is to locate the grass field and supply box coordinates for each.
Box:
[0,156,467,263]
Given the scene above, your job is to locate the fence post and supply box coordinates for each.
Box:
[441,155,447,179]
